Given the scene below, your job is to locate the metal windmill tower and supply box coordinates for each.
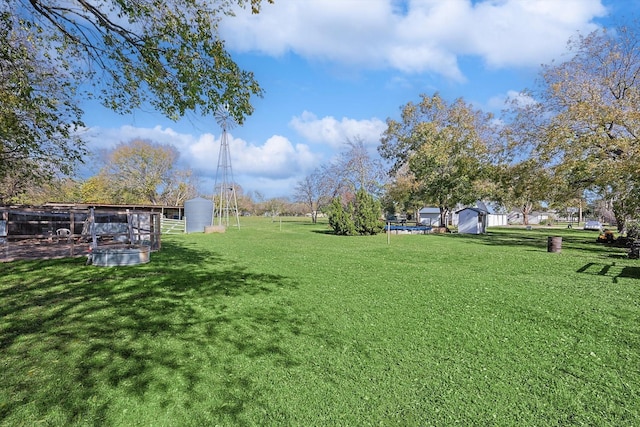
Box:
[212,105,240,229]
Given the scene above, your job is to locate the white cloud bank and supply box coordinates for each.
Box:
[221,0,607,81]
[84,125,317,174]
[289,111,387,148]
[82,111,385,197]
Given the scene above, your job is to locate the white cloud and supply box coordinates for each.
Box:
[184,131,320,179]
[230,134,318,178]
[289,111,387,148]
[221,0,607,80]
[468,0,606,68]
[81,125,322,198]
[189,132,321,197]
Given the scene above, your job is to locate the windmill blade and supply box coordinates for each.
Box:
[214,105,237,130]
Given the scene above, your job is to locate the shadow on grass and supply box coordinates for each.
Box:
[310,227,338,235]
[441,229,628,256]
[443,230,548,250]
[0,240,302,425]
[576,261,640,283]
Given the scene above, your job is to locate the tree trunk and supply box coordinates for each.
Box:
[439,207,449,228]
[521,202,533,226]
[579,200,583,226]
[613,201,626,233]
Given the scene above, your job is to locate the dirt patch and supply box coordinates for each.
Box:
[0,239,91,263]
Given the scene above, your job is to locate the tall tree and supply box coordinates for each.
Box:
[381,164,424,221]
[0,11,85,202]
[2,0,271,202]
[96,139,195,205]
[10,0,272,123]
[106,140,176,204]
[294,168,326,224]
[80,174,114,204]
[379,93,495,226]
[11,176,83,205]
[338,136,386,197]
[295,137,386,224]
[159,168,199,206]
[520,24,640,231]
[492,159,553,226]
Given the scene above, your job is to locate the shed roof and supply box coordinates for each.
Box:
[456,207,488,214]
[419,207,440,214]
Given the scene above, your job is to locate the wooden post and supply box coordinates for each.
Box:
[126,209,134,245]
[156,213,162,250]
[90,207,97,250]
[70,210,75,256]
[387,221,390,245]
[0,208,7,259]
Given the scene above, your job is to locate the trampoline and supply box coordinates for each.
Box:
[385,224,432,234]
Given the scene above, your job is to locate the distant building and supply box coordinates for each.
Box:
[418,207,442,226]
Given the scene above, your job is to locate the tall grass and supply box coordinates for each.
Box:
[1,218,639,426]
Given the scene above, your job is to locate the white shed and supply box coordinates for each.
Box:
[457,207,488,234]
[418,207,441,226]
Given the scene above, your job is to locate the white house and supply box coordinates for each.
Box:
[418,207,442,226]
[457,207,488,234]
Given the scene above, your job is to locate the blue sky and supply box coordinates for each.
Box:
[79,0,636,199]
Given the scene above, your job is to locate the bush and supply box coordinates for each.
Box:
[353,189,384,235]
[327,190,383,236]
[328,197,357,236]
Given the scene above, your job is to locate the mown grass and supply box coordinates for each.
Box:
[1,217,639,426]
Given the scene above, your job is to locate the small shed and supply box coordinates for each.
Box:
[457,207,488,234]
[419,207,441,226]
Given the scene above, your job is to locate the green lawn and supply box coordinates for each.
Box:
[1,218,639,426]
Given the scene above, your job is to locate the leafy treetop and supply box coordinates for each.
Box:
[12,0,273,123]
